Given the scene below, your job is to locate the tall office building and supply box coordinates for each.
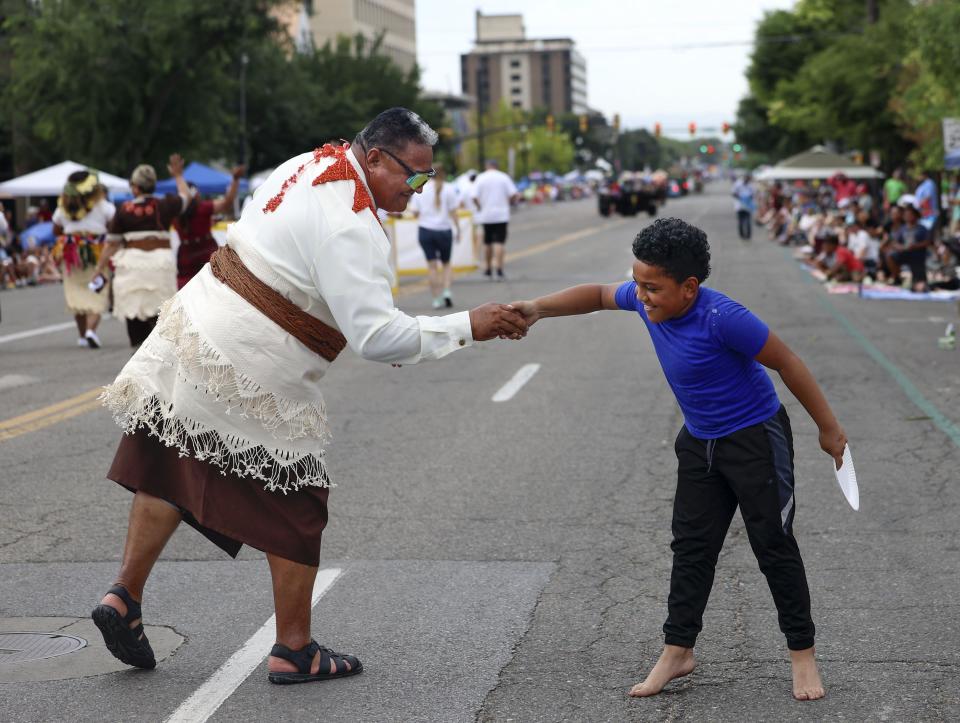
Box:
[297,0,418,73]
[460,12,588,116]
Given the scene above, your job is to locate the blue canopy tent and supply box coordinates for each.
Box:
[155,162,249,196]
[19,222,56,249]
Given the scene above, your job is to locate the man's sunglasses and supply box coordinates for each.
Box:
[378,147,436,190]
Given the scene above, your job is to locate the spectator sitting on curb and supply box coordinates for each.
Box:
[846,212,880,281]
[886,199,931,291]
[819,234,864,282]
[810,230,838,272]
[797,205,823,246]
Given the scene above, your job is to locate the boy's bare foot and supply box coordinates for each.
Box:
[628,644,696,697]
[791,647,825,701]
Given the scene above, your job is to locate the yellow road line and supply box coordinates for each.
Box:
[2,218,626,442]
[505,218,630,263]
[0,396,104,442]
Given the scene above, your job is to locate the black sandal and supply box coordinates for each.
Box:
[91,584,156,669]
[267,639,363,685]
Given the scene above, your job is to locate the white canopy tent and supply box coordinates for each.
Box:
[248,167,275,192]
[754,146,884,182]
[0,161,130,197]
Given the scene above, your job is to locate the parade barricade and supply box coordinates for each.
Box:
[384,210,478,276]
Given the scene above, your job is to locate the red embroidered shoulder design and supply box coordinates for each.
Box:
[262,143,375,217]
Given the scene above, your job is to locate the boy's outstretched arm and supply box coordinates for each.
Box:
[755,331,848,468]
[511,283,622,326]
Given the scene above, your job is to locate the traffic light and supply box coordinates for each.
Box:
[721,122,730,134]
[612,113,620,133]
[579,114,589,133]
[699,144,708,153]
[688,121,696,137]
[707,145,715,154]
[654,122,662,138]
[732,143,743,152]
[546,114,555,132]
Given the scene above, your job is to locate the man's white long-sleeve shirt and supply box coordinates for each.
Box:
[102,145,475,492]
[234,147,473,364]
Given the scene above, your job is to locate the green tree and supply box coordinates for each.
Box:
[459,102,576,176]
[735,0,920,168]
[768,1,912,168]
[3,0,285,175]
[243,33,444,171]
[734,95,808,164]
[890,1,960,169]
[1,2,446,180]
[615,129,667,171]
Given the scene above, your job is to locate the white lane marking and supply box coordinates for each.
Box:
[492,363,541,403]
[0,322,76,345]
[165,567,343,723]
[0,374,39,391]
[885,316,947,324]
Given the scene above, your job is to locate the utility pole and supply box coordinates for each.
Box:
[866,0,879,24]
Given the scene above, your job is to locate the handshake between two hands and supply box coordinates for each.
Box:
[468,301,538,341]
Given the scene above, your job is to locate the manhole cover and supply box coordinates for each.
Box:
[0,632,86,664]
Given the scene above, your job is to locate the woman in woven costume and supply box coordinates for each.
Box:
[51,170,116,348]
[91,155,189,346]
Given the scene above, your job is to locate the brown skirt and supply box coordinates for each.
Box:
[107,428,329,566]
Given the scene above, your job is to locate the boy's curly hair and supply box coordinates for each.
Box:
[632,217,711,283]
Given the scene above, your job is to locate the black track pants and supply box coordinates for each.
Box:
[663,405,815,651]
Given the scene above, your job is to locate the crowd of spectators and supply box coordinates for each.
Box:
[0,201,63,289]
[749,170,960,293]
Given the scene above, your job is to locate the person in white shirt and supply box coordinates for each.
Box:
[92,108,528,684]
[51,170,116,348]
[845,211,880,278]
[473,159,519,280]
[408,164,461,308]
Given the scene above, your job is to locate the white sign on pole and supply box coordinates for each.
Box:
[943,118,960,153]
[944,118,960,170]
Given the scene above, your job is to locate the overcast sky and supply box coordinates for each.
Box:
[415,0,795,137]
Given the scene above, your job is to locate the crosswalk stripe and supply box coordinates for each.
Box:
[165,568,343,723]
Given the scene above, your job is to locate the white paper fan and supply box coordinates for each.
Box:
[834,445,859,511]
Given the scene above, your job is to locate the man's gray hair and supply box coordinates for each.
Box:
[354,107,438,153]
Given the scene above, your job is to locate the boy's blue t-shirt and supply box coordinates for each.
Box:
[615,282,781,439]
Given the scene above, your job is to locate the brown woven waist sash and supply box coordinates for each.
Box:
[209,244,347,363]
[125,238,171,252]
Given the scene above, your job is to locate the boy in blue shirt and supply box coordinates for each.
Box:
[511,218,847,701]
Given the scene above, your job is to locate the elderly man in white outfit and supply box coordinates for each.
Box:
[91,108,528,683]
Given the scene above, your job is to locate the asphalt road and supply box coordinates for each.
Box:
[1,186,959,722]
